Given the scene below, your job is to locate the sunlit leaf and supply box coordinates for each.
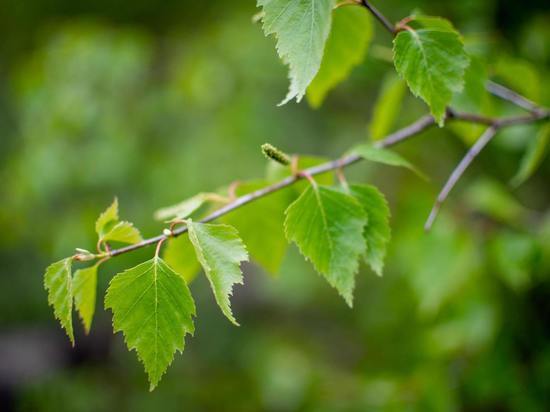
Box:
[154,192,226,221]
[307,5,372,107]
[73,264,98,334]
[284,185,367,306]
[95,198,119,238]
[258,0,335,104]
[101,221,142,244]
[96,198,143,244]
[44,257,74,345]
[349,184,391,276]
[187,219,248,325]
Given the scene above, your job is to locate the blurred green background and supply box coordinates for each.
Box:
[0,0,549,411]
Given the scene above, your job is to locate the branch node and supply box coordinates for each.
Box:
[228,180,241,202]
[297,170,317,187]
[336,158,349,191]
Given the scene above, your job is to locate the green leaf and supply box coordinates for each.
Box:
[463,178,527,226]
[408,15,455,30]
[307,5,372,107]
[494,55,541,102]
[105,257,196,390]
[95,198,119,238]
[96,198,143,244]
[284,185,367,306]
[163,235,201,284]
[154,192,226,221]
[489,230,539,292]
[511,124,550,187]
[352,143,424,177]
[258,0,335,104]
[451,55,488,113]
[349,184,391,276]
[44,257,74,345]
[187,219,249,325]
[369,72,407,140]
[101,221,143,244]
[450,55,489,144]
[393,17,469,125]
[73,264,98,334]
[223,180,290,275]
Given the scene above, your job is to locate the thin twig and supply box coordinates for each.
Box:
[424,126,498,230]
[375,115,435,147]
[109,115,433,257]
[446,108,495,126]
[424,108,549,230]
[360,0,395,34]
[486,80,541,114]
[105,110,547,258]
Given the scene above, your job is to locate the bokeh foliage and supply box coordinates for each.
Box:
[0,0,549,410]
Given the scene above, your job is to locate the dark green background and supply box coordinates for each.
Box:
[0,0,549,410]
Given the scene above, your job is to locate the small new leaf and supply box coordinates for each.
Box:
[393,16,469,125]
[105,257,196,390]
[95,198,119,238]
[73,264,98,334]
[96,198,143,244]
[307,5,372,107]
[154,193,226,221]
[44,257,74,345]
[258,0,335,104]
[187,220,248,325]
[101,221,143,244]
[284,185,367,306]
[349,184,391,276]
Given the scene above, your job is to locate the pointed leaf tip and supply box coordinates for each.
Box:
[105,257,196,389]
[284,185,367,305]
[44,257,75,345]
[187,219,248,325]
[258,0,334,104]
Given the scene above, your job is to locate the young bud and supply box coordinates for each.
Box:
[261,143,291,166]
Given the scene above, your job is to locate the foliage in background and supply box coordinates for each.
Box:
[0,0,549,410]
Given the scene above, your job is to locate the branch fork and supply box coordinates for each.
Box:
[83,0,549,261]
